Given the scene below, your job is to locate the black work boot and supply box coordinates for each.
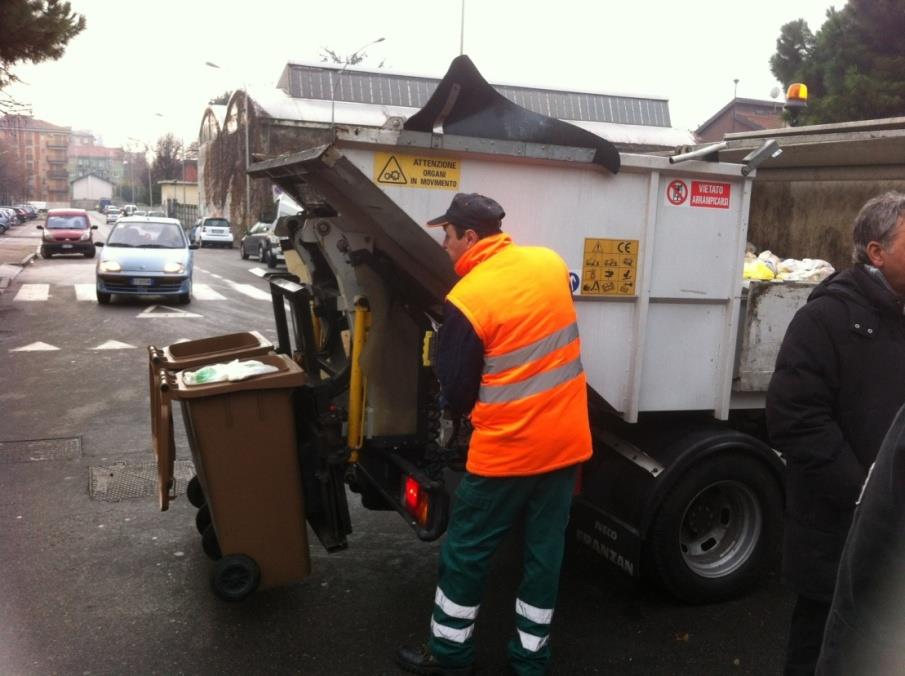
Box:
[396,643,473,675]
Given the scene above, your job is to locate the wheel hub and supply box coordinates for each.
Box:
[679,480,762,579]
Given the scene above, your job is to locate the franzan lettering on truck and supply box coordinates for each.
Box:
[690,181,731,209]
[575,527,635,576]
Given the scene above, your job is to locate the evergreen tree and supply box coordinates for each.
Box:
[770,1,905,123]
[0,1,86,89]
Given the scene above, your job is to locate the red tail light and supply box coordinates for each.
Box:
[403,475,431,526]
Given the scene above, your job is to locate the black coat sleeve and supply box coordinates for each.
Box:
[766,305,866,507]
[436,300,484,415]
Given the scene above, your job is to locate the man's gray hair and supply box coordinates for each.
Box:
[852,192,905,265]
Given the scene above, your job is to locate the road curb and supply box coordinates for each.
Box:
[0,247,38,294]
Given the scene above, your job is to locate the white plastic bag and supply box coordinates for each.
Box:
[183,359,278,386]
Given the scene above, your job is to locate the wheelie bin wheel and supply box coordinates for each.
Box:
[186,476,205,508]
[211,554,261,602]
[195,504,211,535]
[201,524,222,560]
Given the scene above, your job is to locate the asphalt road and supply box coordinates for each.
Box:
[0,214,794,675]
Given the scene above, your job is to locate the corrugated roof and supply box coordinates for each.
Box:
[278,62,671,128]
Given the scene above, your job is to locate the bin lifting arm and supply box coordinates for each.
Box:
[347,298,371,457]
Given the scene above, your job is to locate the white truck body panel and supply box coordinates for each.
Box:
[339,140,753,422]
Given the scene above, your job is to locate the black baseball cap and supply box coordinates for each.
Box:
[427,193,505,236]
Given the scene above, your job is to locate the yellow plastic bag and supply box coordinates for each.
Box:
[743,259,776,280]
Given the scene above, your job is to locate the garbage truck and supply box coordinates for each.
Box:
[161,56,820,602]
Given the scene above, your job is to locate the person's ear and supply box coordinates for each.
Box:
[866,241,885,268]
[465,229,480,246]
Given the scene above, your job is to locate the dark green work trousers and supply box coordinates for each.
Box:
[429,464,579,675]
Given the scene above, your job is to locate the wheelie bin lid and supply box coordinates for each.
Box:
[151,331,273,370]
[166,354,306,400]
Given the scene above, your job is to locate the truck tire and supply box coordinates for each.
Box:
[645,452,781,604]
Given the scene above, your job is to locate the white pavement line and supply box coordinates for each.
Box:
[194,266,208,273]
[230,283,271,301]
[91,340,136,350]
[210,273,224,280]
[137,304,203,318]
[74,284,96,301]
[249,267,266,278]
[11,341,59,352]
[14,284,50,301]
[192,284,227,301]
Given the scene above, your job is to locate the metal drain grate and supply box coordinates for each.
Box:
[89,461,195,502]
[0,437,82,463]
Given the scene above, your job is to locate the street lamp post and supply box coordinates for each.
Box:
[130,137,154,207]
[329,37,385,131]
[205,61,252,227]
[123,158,134,203]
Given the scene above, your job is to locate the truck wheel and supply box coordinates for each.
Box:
[211,554,260,602]
[646,453,781,604]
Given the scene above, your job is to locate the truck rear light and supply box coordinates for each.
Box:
[403,475,431,526]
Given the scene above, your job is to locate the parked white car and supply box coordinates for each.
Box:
[191,217,234,248]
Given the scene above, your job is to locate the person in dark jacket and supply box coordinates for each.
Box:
[766,191,905,676]
[816,401,905,675]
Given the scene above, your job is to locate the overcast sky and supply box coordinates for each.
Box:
[3,0,837,150]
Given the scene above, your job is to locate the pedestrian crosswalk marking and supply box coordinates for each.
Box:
[74,284,96,301]
[91,340,135,350]
[192,284,227,301]
[11,341,59,352]
[249,267,266,278]
[230,283,271,301]
[14,284,50,301]
[137,304,203,319]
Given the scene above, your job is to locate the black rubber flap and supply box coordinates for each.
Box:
[405,55,620,174]
[249,146,458,308]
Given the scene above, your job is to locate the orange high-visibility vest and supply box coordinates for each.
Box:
[447,233,592,476]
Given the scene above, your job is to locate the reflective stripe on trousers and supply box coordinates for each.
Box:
[515,598,553,652]
[431,587,479,644]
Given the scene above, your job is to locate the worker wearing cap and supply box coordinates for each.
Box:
[397,193,592,676]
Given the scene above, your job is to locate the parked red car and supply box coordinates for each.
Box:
[37,209,98,258]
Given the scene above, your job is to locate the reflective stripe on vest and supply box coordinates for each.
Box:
[479,356,584,404]
[484,321,579,375]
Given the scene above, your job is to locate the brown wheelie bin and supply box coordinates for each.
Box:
[148,331,273,510]
[159,354,310,600]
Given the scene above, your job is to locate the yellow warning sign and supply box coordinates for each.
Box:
[580,238,639,296]
[373,152,460,190]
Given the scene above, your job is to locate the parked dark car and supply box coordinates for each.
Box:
[37,209,98,258]
[239,220,285,268]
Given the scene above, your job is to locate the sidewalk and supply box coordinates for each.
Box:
[0,226,39,293]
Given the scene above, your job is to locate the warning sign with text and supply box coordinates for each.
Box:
[580,238,639,297]
[666,179,731,209]
[373,152,460,190]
